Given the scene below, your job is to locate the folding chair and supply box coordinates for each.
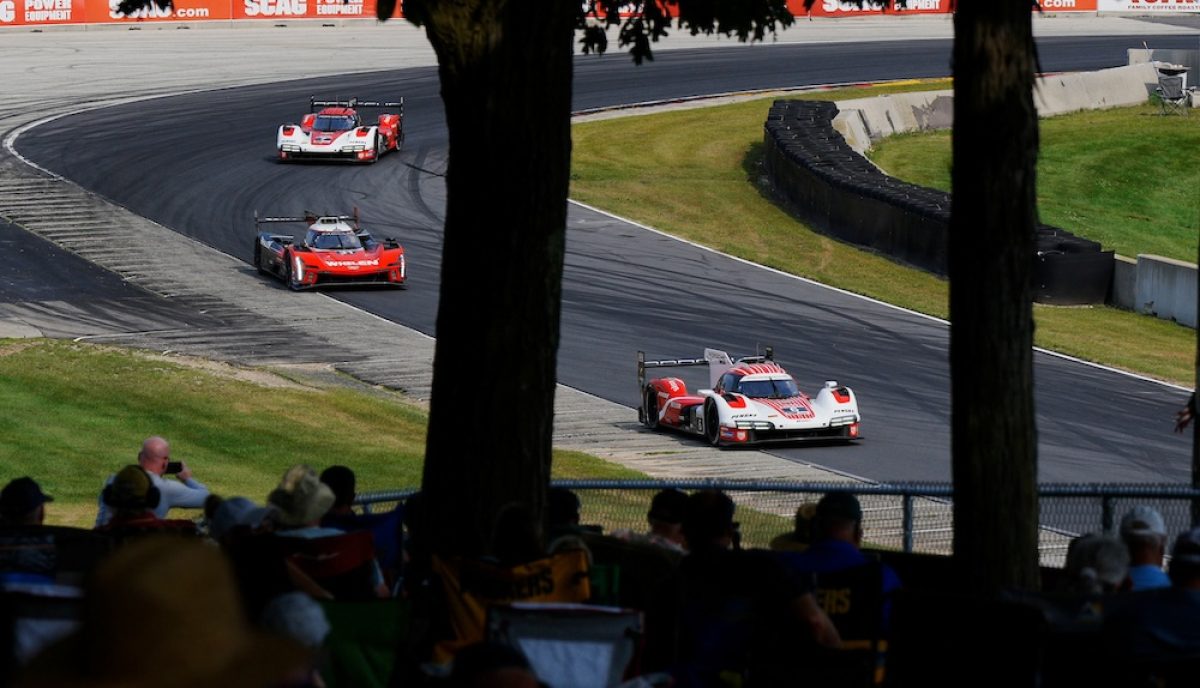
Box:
[486,602,643,688]
[1156,75,1189,116]
[283,530,380,602]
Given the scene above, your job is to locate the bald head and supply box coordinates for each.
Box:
[138,436,170,476]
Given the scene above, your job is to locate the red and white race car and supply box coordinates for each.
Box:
[276,97,403,163]
[252,211,406,290]
[638,348,861,446]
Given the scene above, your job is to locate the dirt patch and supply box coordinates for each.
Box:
[134,351,319,390]
[0,340,40,357]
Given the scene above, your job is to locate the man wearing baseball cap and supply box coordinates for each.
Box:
[1119,506,1170,591]
[0,477,53,527]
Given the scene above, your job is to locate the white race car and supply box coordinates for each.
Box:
[637,347,861,446]
[276,97,403,163]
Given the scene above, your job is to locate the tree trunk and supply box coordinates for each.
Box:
[419,1,576,558]
[949,1,1040,593]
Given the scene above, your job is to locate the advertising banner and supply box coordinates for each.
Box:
[0,0,85,26]
[1099,0,1200,11]
[85,0,231,24]
[789,0,952,16]
[1040,0,1099,10]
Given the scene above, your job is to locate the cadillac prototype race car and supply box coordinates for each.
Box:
[637,348,861,447]
[276,97,403,163]
[252,211,406,290]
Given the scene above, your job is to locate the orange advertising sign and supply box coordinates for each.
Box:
[0,0,85,26]
[84,0,231,23]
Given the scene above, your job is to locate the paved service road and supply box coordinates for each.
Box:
[12,33,1198,483]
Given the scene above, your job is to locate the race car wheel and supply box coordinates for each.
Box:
[282,253,302,291]
[253,242,268,276]
[642,387,659,430]
[704,400,722,447]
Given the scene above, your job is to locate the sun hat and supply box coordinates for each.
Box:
[17,538,308,688]
[268,465,336,528]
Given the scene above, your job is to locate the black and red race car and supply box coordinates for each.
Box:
[276,97,403,163]
[252,211,406,290]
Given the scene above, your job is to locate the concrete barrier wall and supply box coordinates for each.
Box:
[833,64,1159,155]
[1135,255,1198,328]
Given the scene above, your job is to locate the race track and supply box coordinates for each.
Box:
[13,34,1198,483]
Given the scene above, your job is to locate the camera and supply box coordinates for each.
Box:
[165,461,183,475]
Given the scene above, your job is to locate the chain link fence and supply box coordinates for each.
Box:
[358,480,1200,567]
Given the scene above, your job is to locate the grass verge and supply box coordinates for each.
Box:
[0,339,644,528]
[569,84,1196,386]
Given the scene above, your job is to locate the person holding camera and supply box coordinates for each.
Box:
[94,436,210,527]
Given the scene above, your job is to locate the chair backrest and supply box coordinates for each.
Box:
[814,561,886,650]
[319,597,410,688]
[283,530,379,601]
[487,603,643,688]
[0,526,114,586]
[1160,75,1186,100]
[431,550,592,664]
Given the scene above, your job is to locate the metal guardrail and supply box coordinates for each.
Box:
[356,481,1200,566]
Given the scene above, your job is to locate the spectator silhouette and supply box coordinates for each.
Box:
[1062,533,1129,595]
[1104,527,1200,681]
[94,437,209,527]
[1120,506,1170,591]
[612,488,688,553]
[647,489,838,685]
[94,465,197,536]
[319,465,403,581]
[449,641,541,688]
[770,502,817,553]
[777,492,901,620]
[16,538,309,688]
[0,478,52,528]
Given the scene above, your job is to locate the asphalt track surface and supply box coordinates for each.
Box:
[14,34,1199,483]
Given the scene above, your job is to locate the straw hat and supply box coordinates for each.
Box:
[17,538,309,688]
[268,465,336,528]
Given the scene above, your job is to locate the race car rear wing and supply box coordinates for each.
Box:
[310,97,404,113]
[638,347,774,391]
[255,209,361,231]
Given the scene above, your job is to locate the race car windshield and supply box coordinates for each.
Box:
[312,115,356,132]
[308,232,362,250]
[737,378,800,399]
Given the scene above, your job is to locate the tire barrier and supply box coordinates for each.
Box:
[762,99,1113,305]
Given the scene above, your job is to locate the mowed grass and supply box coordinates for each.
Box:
[570,86,1197,385]
[870,103,1200,263]
[0,339,644,528]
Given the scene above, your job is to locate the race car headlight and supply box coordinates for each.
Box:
[346,145,367,152]
[293,256,304,281]
[281,144,301,152]
[734,421,773,430]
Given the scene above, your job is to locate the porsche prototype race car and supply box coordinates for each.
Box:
[637,347,861,447]
[252,211,406,290]
[276,97,403,163]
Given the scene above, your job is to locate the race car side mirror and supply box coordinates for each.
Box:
[824,380,838,389]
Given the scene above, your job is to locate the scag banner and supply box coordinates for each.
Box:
[1099,0,1200,10]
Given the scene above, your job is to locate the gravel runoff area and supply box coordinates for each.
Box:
[0,15,1193,553]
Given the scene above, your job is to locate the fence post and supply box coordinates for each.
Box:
[902,494,914,553]
[1101,495,1115,534]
